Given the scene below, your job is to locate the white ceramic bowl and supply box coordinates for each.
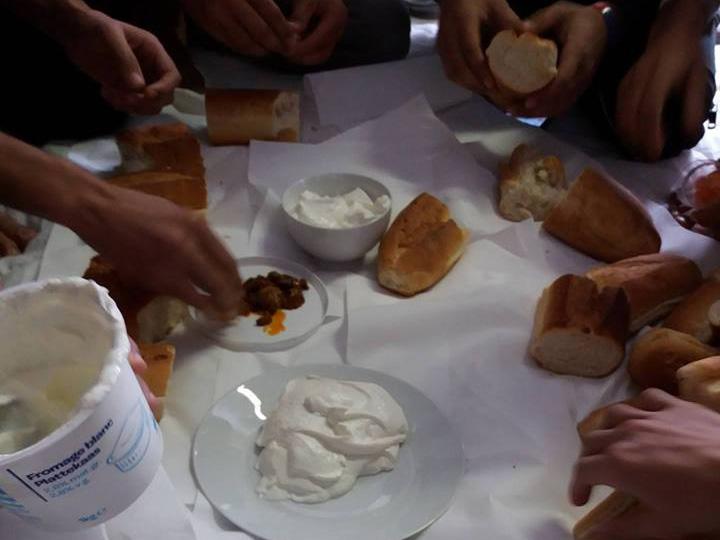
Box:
[282,173,392,262]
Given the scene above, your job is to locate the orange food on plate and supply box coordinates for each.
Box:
[694,170,720,208]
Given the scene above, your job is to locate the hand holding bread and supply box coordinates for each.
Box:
[571,390,720,540]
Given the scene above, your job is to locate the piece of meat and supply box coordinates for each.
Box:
[282,288,305,310]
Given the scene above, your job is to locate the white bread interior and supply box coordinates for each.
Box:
[497,144,567,221]
[530,274,630,377]
[586,254,702,333]
[378,193,468,296]
[487,30,558,96]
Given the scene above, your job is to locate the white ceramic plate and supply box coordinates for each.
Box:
[193,364,464,540]
[189,257,328,352]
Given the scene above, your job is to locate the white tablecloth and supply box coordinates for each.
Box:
[9,46,720,540]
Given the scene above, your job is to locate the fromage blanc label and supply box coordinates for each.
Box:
[290,188,390,229]
[255,376,408,503]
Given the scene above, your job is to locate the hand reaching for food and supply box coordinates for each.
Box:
[571,389,720,540]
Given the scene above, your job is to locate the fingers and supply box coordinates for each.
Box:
[289,0,346,64]
[209,2,269,57]
[290,0,317,33]
[128,338,147,374]
[570,454,620,505]
[135,375,162,418]
[99,19,146,92]
[438,13,486,94]
[229,0,286,53]
[249,0,296,45]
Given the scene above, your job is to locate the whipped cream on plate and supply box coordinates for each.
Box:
[290,188,390,229]
[255,376,408,503]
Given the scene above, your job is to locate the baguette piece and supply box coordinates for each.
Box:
[84,257,188,343]
[664,271,720,343]
[543,168,661,262]
[377,193,468,296]
[586,254,702,333]
[486,30,558,97]
[530,274,630,377]
[677,356,720,413]
[573,490,638,540]
[109,171,207,211]
[206,89,300,145]
[627,328,717,393]
[116,122,205,179]
[138,343,176,398]
[497,144,567,221]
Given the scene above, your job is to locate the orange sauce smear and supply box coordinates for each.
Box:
[263,310,286,336]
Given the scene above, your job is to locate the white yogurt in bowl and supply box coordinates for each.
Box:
[290,188,390,229]
[282,173,393,262]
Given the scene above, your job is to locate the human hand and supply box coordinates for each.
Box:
[62,10,181,115]
[71,184,245,320]
[615,1,710,161]
[183,0,297,57]
[570,389,720,539]
[128,338,162,418]
[515,2,606,117]
[283,0,348,65]
[437,0,525,94]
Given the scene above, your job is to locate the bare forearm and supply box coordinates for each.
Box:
[0,132,114,232]
[653,0,719,38]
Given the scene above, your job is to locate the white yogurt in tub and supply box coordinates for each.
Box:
[0,278,162,531]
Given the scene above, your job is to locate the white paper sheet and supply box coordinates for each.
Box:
[304,55,472,130]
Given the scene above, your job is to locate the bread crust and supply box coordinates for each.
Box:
[586,254,702,333]
[573,491,638,540]
[116,122,205,179]
[377,193,468,296]
[543,168,661,262]
[138,342,176,398]
[664,272,720,343]
[677,356,720,413]
[206,89,300,145]
[627,327,717,393]
[109,171,207,211]
[530,274,630,377]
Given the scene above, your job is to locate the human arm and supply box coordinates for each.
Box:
[282,0,348,66]
[1,0,180,115]
[0,132,244,318]
[614,0,718,161]
[570,389,720,539]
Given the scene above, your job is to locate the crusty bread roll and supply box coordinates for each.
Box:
[116,122,205,179]
[573,490,638,540]
[530,274,630,377]
[109,171,207,211]
[497,144,567,221]
[586,254,702,333]
[84,257,188,344]
[377,193,468,296]
[543,168,661,262]
[206,89,300,145]
[627,328,717,393]
[664,271,720,344]
[486,30,558,97]
[677,356,720,413]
